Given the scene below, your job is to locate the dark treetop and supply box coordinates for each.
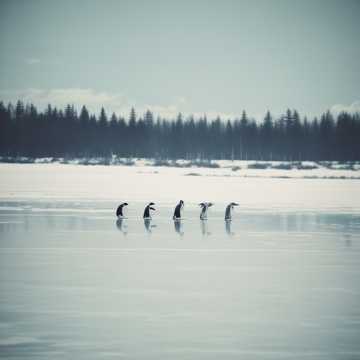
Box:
[0,101,359,161]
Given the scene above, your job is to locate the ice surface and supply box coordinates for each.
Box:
[0,164,360,359]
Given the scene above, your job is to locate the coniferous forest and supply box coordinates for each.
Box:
[0,100,359,161]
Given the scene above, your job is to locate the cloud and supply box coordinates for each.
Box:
[196,111,239,120]
[0,88,131,115]
[25,58,41,65]
[0,88,239,120]
[143,103,179,119]
[330,100,360,115]
[142,100,237,120]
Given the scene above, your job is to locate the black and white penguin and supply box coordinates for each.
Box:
[173,200,184,220]
[199,202,213,220]
[225,202,239,221]
[143,202,155,219]
[116,202,128,218]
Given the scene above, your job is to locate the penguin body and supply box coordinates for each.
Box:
[116,202,128,218]
[199,202,213,220]
[143,202,155,219]
[225,202,239,221]
[173,200,184,219]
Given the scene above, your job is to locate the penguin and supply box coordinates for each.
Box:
[199,202,213,220]
[173,200,184,220]
[116,202,128,218]
[225,202,239,221]
[143,202,155,219]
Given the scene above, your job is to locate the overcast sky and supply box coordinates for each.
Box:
[0,0,359,120]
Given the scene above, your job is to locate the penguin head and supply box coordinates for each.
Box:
[179,200,184,206]
[231,202,239,206]
[149,202,155,206]
[199,202,213,208]
[122,202,128,206]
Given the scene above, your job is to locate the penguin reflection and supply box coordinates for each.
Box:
[116,218,128,235]
[344,233,352,247]
[173,219,184,237]
[144,218,156,234]
[200,220,211,236]
[225,220,235,236]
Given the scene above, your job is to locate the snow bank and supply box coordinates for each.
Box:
[1,157,360,178]
[0,163,359,212]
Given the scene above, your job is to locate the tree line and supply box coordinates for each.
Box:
[0,100,359,161]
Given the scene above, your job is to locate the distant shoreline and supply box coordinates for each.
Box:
[0,156,359,169]
[1,157,360,181]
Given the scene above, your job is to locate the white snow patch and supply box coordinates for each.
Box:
[0,163,359,212]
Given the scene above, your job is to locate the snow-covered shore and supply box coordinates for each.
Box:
[1,157,360,180]
[0,162,359,213]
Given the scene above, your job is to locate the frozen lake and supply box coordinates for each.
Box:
[0,164,360,359]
